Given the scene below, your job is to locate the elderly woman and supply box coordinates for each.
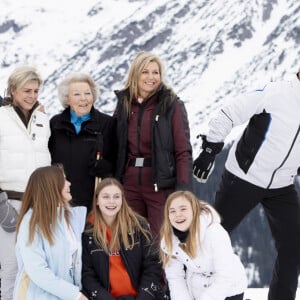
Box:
[49,73,116,212]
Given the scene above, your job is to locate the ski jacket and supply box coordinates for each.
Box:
[14,206,87,300]
[160,206,247,300]
[0,105,51,192]
[206,78,300,188]
[113,84,193,191]
[49,107,116,209]
[81,220,165,300]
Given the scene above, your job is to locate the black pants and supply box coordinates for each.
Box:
[215,170,300,300]
[226,293,244,300]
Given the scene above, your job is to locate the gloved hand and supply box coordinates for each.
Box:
[193,135,224,183]
[89,158,113,178]
[0,191,18,232]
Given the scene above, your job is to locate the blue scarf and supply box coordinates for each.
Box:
[70,109,91,134]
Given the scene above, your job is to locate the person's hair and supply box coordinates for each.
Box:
[122,51,165,116]
[57,73,99,108]
[160,190,214,267]
[16,165,71,245]
[4,65,43,103]
[86,177,151,253]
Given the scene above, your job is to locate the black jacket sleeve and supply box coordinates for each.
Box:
[124,222,165,300]
[81,233,115,300]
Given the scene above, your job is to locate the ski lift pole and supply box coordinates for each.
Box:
[94,132,104,191]
[95,151,101,190]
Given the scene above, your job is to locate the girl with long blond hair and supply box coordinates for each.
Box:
[81,177,165,300]
[13,165,87,300]
[160,191,247,300]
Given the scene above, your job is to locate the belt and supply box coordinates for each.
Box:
[128,158,152,167]
[5,190,23,201]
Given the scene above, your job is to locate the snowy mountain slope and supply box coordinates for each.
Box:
[1,0,299,149]
[1,0,300,288]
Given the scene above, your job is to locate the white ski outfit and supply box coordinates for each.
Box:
[161,206,247,300]
[0,103,50,300]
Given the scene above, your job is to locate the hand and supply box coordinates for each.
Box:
[78,293,88,300]
[193,135,224,183]
[0,191,18,232]
[90,158,113,178]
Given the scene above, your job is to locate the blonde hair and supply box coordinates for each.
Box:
[160,190,214,267]
[16,165,71,245]
[6,65,43,100]
[57,73,99,108]
[122,51,165,116]
[86,178,151,253]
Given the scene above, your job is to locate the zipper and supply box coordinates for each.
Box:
[267,124,300,188]
[137,104,146,185]
[151,103,162,192]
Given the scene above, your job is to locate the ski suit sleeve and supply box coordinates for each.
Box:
[172,100,193,191]
[207,86,268,143]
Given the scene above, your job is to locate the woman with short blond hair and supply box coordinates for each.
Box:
[0,65,50,300]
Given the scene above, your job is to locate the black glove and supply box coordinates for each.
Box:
[193,135,224,183]
[0,191,18,232]
[89,158,113,178]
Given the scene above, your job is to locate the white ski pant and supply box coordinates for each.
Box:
[0,199,21,300]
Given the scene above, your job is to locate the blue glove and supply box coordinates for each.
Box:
[193,135,224,183]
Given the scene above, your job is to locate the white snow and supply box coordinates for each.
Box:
[245,288,300,299]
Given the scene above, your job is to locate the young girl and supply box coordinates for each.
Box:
[14,165,87,300]
[160,191,247,300]
[81,177,165,300]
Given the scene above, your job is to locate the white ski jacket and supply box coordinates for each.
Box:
[206,78,300,188]
[0,105,51,192]
[161,206,247,300]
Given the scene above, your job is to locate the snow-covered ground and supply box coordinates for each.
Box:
[245,288,300,299]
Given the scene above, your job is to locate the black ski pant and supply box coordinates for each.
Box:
[215,170,300,300]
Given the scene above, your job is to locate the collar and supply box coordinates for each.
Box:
[13,101,39,127]
[70,109,91,124]
[172,227,189,243]
[70,109,91,134]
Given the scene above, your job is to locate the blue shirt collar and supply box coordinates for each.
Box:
[70,109,91,134]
